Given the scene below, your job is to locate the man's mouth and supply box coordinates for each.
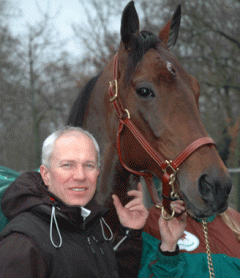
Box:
[71,188,87,192]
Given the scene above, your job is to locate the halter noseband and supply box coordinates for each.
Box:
[108,53,216,218]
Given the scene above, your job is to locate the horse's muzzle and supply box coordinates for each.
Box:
[198,173,232,212]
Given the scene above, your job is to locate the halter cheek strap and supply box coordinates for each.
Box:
[108,53,216,216]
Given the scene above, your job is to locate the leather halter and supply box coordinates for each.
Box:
[108,53,216,217]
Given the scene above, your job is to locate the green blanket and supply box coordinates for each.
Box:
[0,166,20,232]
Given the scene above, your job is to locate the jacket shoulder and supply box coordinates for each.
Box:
[0,212,49,244]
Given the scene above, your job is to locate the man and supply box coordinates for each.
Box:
[0,126,148,277]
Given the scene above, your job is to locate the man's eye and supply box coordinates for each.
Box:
[63,164,71,167]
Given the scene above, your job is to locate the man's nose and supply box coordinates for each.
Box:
[73,165,86,180]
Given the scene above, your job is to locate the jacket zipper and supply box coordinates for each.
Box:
[87,237,95,254]
[92,236,105,255]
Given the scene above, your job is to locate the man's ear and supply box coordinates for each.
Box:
[97,168,100,178]
[40,165,50,186]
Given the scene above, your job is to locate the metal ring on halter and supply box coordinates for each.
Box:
[161,204,175,220]
[171,191,180,200]
[124,109,130,119]
[155,204,162,210]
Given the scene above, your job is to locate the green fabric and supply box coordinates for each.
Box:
[0,166,20,232]
[139,232,240,278]
[195,214,216,223]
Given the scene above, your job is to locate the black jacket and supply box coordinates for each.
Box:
[0,172,142,278]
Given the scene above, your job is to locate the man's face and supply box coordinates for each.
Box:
[40,132,100,207]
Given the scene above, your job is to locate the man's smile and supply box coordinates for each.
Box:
[70,187,87,192]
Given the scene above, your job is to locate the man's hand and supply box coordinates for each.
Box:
[112,183,149,230]
[159,200,187,252]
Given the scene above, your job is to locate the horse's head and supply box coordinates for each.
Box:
[107,1,232,218]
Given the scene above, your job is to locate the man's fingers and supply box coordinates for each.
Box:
[179,211,187,222]
[112,194,123,212]
[125,198,141,209]
[171,200,185,214]
[137,182,143,192]
[127,183,143,199]
[128,204,147,212]
[174,205,185,214]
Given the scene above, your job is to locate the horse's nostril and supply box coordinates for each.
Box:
[197,173,232,212]
[198,174,214,199]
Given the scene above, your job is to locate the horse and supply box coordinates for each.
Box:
[68,1,232,230]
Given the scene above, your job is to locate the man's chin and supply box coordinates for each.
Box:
[65,195,94,207]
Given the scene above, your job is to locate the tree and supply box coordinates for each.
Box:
[0,0,26,170]
[72,0,128,73]
[1,1,80,171]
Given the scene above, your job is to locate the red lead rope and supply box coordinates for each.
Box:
[109,53,216,215]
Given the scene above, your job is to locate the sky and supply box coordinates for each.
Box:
[10,0,91,55]
[9,0,139,58]
[9,0,136,60]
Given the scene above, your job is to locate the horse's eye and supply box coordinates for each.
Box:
[136,88,155,98]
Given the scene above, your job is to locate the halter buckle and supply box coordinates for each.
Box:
[109,80,118,102]
[163,160,179,175]
[163,160,180,200]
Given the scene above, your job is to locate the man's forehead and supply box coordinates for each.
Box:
[52,134,97,158]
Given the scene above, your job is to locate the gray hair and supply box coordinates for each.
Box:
[41,126,101,168]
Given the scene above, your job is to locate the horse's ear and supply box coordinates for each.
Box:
[121,1,140,50]
[158,5,181,48]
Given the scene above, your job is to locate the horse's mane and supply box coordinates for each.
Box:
[67,73,101,126]
[126,30,159,81]
[138,30,159,58]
